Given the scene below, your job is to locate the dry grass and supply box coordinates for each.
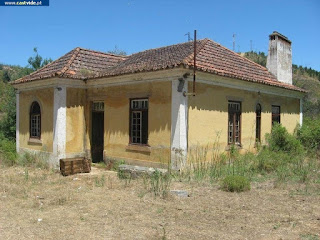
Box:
[0,166,319,240]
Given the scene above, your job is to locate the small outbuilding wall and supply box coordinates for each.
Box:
[19,88,54,153]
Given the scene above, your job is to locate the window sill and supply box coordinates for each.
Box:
[225,143,242,151]
[28,138,42,145]
[126,144,151,153]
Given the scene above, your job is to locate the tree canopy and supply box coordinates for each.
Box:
[28,47,53,70]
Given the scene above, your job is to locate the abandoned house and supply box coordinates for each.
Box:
[12,31,306,169]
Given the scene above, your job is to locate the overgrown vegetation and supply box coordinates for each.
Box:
[149,121,318,194]
[147,170,171,198]
[115,120,320,196]
[297,117,320,152]
[0,48,53,168]
[221,175,250,192]
[0,134,49,169]
[106,45,127,56]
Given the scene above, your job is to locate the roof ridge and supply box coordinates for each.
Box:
[206,39,274,76]
[77,47,128,58]
[182,38,210,65]
[127,39,207,57]
[58,47,81,77]
[11,48,77,84]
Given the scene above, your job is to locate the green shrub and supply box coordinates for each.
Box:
[0,135,17,165]
[111,159,126,171]
[95,174,105,187]
[253,149,295,173]
[149,170,171,198]
[0,83,16,140]
[266,123,303,154]
[17,152,49,169]
[221,175,250,192]
[297,117,320,151]
[254,149,280,173]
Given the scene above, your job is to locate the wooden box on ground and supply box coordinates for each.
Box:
[60,158,91,176]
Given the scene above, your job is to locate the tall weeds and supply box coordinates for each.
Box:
[177,123,319,186]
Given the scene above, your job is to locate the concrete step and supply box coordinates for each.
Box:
[118,164,168,179]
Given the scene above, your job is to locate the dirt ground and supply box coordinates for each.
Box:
[0,166,319,240]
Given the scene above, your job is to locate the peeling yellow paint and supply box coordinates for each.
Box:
[19,88,53,152]
[66,88,86,154]
[86,81,172,164]
[188,82,300,154]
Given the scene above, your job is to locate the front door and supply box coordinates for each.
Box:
[91,102,104,163]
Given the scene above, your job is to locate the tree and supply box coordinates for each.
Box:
[106,46,127,56]
[28,47,53,70]
[0,82,16,140]
[2,69,11,83]
[0,48,52,140]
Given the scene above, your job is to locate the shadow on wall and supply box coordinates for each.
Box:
[19,90,54,144]
[188,82,299,115]
[64,83,172,152]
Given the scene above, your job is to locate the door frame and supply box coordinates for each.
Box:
[90,101,105,163]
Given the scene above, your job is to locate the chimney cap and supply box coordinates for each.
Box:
[269,31,291,44]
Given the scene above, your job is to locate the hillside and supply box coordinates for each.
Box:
[0,64,33,83]
[242,51,320,117]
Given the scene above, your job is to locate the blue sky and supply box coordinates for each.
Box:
[1,0,319,70]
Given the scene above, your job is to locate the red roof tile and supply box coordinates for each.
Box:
[12,47,126,84]
[12,39,306,93]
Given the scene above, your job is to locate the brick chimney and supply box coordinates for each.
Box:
[266,31,292,85]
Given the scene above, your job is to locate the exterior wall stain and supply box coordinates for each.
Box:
[188,82,300,155]
[86,81,172,164]
[19,88,54,152]
[66,88,86,155]
[17,72,301,166]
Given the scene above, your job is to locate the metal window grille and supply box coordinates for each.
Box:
[93,102,104,112]
[30,101,41,138]
[130,99,148,144]
[31,114,41,138]
[131,111,142,143]
[256,104,262,142]
[272,105,280,125]
[131,99,148,110]
[228,102,241,144]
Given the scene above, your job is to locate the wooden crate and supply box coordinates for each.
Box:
[60,158,91,176]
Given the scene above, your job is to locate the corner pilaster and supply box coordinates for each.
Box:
[300,98,303,126]
[171,79,188,170]
[53,86,66,165]
[16,91,20,153]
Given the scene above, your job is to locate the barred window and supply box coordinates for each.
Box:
[256,103,262,142]
[92,101,104,112]
[272,105,281,125]
[130,99,148,144]
[30,101,41,139]
[228,101,241,145]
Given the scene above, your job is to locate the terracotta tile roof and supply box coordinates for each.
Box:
[12,39,305,93]
[12,47,126,84]
[191,39,303,92]
[95,40,208,77]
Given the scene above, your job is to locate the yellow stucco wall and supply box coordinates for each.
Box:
[17,70,301,167]
[87,81,172,164]
[188,82,300,153]
[66,88,86,155]
[19,88,53,152]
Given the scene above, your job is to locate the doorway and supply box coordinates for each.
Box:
[91,102,104,163]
